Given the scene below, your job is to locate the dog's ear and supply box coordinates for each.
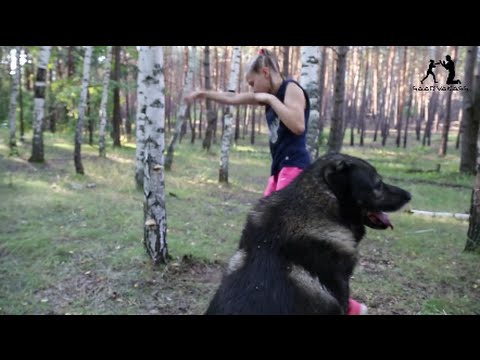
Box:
[323,160,348,189]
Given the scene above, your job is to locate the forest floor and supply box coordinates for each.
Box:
[1,128,479,315]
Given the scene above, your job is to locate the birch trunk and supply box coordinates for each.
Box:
[99,46,113,157]
[135,47,147,188]
[29,46,51,163]
[9,47,21,155]
[300,46,320,160]
[142,46,168,264]
[74,46,93,175]
[219,46,241,183]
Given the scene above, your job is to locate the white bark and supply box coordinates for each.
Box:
[409,209,469,221]
[29,46,51,162]
[219,46,241,183]
[98,46,113,157]
[165,46,196,170]
[9,47,21,154]
[300,46,320,160]
[135,47,147,188]
[142,46,168,264]
[74,46,93,174]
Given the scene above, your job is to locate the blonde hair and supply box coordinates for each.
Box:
[246,48,283,78]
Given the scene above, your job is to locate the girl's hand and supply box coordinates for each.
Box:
[254,92,273,105]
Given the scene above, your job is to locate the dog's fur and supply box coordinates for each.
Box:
[205,153,412,315]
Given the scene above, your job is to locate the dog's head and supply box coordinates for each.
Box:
[319,153,411,230]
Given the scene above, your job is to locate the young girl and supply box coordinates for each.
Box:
[186,48,367,315]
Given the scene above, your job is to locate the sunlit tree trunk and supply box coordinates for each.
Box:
[135,47,147,189]
[74,46,93,175]
[18,53,25,143]
[396,46,408,147]
[300,46,320,160]
[460,46,478,174]
[112,46,121,147]
[202,46,217,151]
[142,46,168,264]
[219,46,241,183]
[165,46,195,171]
[317,47,327,145]
[439,46,458,156]
[99,46,113,157]
[9,47,20,155]
[359,47,370,146]
[327,46,348,154]
[29,46,51,163]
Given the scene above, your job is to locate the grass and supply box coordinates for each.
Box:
[0,126,478,315]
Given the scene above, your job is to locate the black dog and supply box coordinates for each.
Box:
[205,153,412,315]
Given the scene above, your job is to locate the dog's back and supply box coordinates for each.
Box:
[206,153,411,315]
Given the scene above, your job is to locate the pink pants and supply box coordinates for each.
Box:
[262,166,366,315]
[263,167,303,197]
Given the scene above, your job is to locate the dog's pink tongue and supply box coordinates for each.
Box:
[369,212,394,229]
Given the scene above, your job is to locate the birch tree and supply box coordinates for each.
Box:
[98,46,113,157]
[327,46,348,154]
[29,46,51,163]
[135,47,147,188]
[165,46,196,171]
[74,46,93,175]
[142,46,168,264]
[202,46,217,151]
[219,46,241,183]
[300,46,320,160]
[9,47,21,155]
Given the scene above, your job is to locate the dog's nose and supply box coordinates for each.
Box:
[405,191,412,201]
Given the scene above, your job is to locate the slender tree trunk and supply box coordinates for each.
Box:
[317,47,327,146]
[142,46,168,264]
[67,46,75,77]
[219,46,241,183]
[456,107,463,150]
[135,47,147,188]
[300,46,321,160]
[29,46,51,163]
[250,106,256,145]
[439,46,458,156]
[381,46,396,146]
[112,46,122,147]
[74,46,93,175]
[87,88,93,146]
[165,46,195,171]
[327,46,348,154]
[283,46,290,78]
[396,47,408,147]
[125,89,132,140]
[19,55,25,143]
[99,46,113,157]
[202,46,217,151]
[403,78,414,148]
[359,48,371,147]
[460,46,478,174]
[9,47,20,155]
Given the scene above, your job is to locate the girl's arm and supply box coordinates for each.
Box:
[185,90,260,106]
[261,83,306,135]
